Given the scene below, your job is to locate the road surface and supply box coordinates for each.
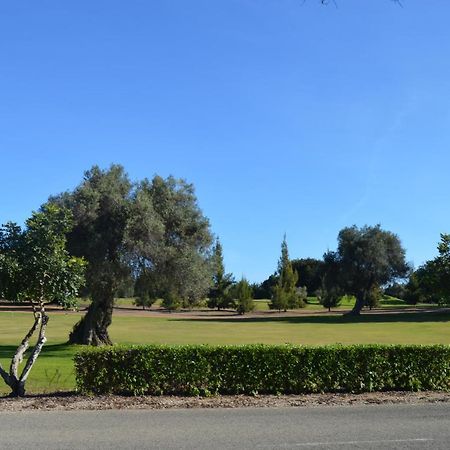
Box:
[1,403,449,449]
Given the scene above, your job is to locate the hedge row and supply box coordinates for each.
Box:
[74,344,450,396]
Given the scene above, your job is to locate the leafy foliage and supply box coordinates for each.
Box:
[0,205,85,396]
[365,284,382,310]
[234,277,254,314]
[75,344,450,396]
[384,282,407,300]
[291,258,325,294]
[256,259,324,300]
[252,274,277,299]
[133,293,155,310]
[270,236,304,311]
[329,225,410,314]
[422,234,450,305]
[403,235,450,306]
[50,165,213,344]
[207,239,234,310]
[135,176,213,309]
[0,205,85,308]
[316,284,341,312]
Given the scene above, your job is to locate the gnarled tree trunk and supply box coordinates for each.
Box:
[0,303,49,397]
[69,292,114,346]
[346,294,365,316]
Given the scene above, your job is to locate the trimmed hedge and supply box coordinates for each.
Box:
[74,344,450,396]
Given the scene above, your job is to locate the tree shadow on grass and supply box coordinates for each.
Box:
[171,311,450,325]
[0,343,76,361]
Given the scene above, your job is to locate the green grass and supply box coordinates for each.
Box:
[249,295,429,311]
[78,295,436,312]
[1,310,450,395]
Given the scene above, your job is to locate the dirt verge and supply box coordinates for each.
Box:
[1,391,450,412]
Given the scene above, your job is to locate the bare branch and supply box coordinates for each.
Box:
[19,311,49,383]
[0,362,10,386]
[9,311,41,380]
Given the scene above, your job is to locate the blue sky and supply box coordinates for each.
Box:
[1,0,449,282]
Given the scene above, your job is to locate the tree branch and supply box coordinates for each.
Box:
[19,306,49,384]
[0,362,10,386]
[9,303,41,380]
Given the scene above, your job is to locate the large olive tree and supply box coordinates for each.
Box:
[50,165,213,345]
[329,225,410,315]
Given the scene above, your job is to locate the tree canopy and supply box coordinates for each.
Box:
[291,258,324,294]
[270,236,303,311]
[234,277,254,315]
[50,165,214,345]
[207,239,235,310]
[407,234,450,305]
[329,225,410,315]
[0,205,85,396]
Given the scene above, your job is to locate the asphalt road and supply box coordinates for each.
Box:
[1,403,449,449]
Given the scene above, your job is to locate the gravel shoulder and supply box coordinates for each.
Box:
[1,391,450,412]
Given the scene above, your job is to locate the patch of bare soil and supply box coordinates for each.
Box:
[1,301,449,319]
[1,392,450,412]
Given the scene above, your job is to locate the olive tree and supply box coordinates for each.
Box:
[330,225,409,315]
[0,205,85,397]
[50,165,213,345]
[126,176,213,311]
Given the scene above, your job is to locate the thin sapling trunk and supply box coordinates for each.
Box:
[1,302,49,397]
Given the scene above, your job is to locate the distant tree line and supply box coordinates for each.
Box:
[253,230,450,314]
[2,163,450,358]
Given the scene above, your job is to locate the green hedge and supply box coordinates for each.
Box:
[74,344,450,396]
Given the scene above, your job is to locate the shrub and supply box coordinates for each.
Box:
[75,344,450,396]
[234,278,254,314]
[134,293,155,310]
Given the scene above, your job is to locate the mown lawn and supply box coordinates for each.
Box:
[1,310,449,394]
[102,296,437,312]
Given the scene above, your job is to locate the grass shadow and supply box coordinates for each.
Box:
[0,343,76,361]
[171,311,450,325]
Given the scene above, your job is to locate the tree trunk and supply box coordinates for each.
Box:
[346,295,365,315]
[69,293,114,345]
[1,305,49,397]
[0,364,11,390]
[9,379,26,397]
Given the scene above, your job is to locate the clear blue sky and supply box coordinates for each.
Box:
[1,0,449,282]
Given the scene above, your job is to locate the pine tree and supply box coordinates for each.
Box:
[207,239,235,310]
[316,278,341,312]
[235,277,254,314]
[270,236,304,311]
[365,284,381,310]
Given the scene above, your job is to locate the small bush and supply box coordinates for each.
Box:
[75,344,450,396]
[133,294,155,310]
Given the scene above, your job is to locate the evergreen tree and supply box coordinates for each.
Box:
[317,252,343,312]
[365,284,381,310]
[316,280,341,312]
[235,277,254,314]
[270,236,304,311]
[161,291,181,311]
[207,239,235,310]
